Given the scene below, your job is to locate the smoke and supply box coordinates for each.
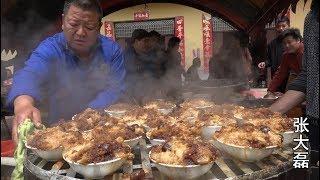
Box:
[121,30,252,105]
[1,1,252,122]
[209,31,250,82]
[1,1,62,71]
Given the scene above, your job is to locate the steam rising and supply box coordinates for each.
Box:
[2,2,251,121]
[2,1,62,70]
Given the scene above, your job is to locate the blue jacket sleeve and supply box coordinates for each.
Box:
[6,39,56,107]
[87,43,126,109]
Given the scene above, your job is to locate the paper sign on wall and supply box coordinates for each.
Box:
[174,16,185,69]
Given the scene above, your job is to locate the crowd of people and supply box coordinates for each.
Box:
[122,29,185,103]
[1,0,318,169]
[270,0,319,165]
[122,28,257,103]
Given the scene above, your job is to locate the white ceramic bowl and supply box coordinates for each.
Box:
[25,143,63,161]
[149,152,214,179]
[104,110,127,118]
[142,125,151,132]
[195,105,214,109]
[124,136,141,147]
[63,155,125,179]
[146,134,165,145]
[211,139,278,162]
[157,108,174,115]
[282,131,299,146]
[201,125,222,140]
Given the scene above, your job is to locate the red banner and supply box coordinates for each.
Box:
[202,15,213,73]
[134,11,150,21]
[174,16,185,69]
[104,21,115,40]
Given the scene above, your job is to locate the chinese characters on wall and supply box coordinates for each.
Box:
[202,15,213,73]
[174,16,185,69]
[134,11,150,21]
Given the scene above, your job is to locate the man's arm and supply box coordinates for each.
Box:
[270,37,308,114]
[7,40,55,106]
[269,90,305,113]
[87,44,126,109]
[7,39,54,145]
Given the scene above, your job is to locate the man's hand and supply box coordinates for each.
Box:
[12,95,41,146]
[258,62,266,69]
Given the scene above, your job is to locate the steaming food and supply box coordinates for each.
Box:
[120,108,163,126]
[60,131,86,150]
[57,121,79,132]
[144,114,177,129]
[63,139,133,165]
[71,108,109,132]
[150,137,218,165]
[213,123,282,148]
[246,117,294,133]
[168,106,201,120]
[105,103,139,112]
[146,121,201,140]
[196,113,236,126]
[233,107,283,119]
[143,99,176,110]
[179,98,215,108]
[26,127,64,150]
[26,126,84,150]
[83,122,145,142]
[195,106,237,126]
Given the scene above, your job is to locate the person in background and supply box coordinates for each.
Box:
[265,28,303,97]
[270,0,319,170]
[258,16,290,92]
[146,30,166,78]
[148,30,163,52]
[185,57,201,82]
[208,39,236,79]
[165,37,184,82]
[124,29,150,74]
[163,36,185,100]
[123,29,150,103]
[238,33,253,83]
[209,33,248,81]
[124,29,166,102]
[7,0,126,145]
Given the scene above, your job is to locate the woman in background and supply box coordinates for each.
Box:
[209,33,252,82]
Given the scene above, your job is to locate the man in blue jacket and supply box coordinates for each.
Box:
[7,0,126,144]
